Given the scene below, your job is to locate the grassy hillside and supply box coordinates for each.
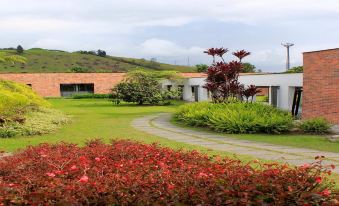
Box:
[0,48,195,73]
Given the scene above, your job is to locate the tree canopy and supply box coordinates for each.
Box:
[195,64,209,72]
[242,63,256,73]
[111,70,181,105]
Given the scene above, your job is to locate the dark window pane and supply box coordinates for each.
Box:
[60,84,94,97]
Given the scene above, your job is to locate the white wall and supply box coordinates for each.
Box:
[239,73,303,110]
[160,73,303,111]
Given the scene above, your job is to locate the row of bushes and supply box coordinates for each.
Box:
[0,140,335,205]
[175,102,332,134]
[175,102,294,134]
[0,108,70,138]
[71,93,113,99]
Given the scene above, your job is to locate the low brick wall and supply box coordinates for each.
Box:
[303,48,339,124]
[0,72,205,97]
[0,73,126,97]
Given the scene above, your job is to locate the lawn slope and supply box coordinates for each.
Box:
[0,48,195,73]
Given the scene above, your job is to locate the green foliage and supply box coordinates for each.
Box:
[300,118,331,134]
[112,82,162,105]
[242,62,256,73]
[0,108,70,138]
[72,93,113,99]
[112,70,180,105]
[256,96,269,102]
[0,80,50,122]
[286,66,303,73]
[195,64,209,72]
[162,89,181,100]
[70,66,89,73]
[0,80,68,138]
[175,102,293,134]
[0,48,194,73]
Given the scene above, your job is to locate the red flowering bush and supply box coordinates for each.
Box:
[203,47,261,103]
[0,140,336,205]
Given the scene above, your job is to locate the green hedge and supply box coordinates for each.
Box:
[175,102,293,134]
[71,93,113,99]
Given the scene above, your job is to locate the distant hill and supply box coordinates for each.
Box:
[0,48,195,73]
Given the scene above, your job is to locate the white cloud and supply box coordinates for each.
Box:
[139,38,203,56]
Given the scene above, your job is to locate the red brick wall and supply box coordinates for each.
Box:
[303,48,339,124]
[0,72,205,97]
[0,73,126,97]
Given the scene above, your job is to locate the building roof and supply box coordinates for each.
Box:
[180,73,207,78]
[303,48,339,54]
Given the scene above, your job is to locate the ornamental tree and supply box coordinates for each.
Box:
[111,70,181,105]
[203,48,260,103]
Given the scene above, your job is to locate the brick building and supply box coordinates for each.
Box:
[0,73,205,97]
[303,48,339,124]
[0,48,338,124]
[0,73,126,97]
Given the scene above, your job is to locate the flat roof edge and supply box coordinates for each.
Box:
[303,48,339,54]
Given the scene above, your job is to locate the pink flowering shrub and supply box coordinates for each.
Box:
[0,140,336,205]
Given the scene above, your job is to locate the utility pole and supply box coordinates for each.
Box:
[281,43,294,71]
[187,57,190,66]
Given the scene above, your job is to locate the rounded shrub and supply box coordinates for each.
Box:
[0,80,69,138]
[300,118,331,134]
[0,80,50,122]
[175,102,293,134]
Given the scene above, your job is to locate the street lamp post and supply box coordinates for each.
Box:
[281,43,294,71]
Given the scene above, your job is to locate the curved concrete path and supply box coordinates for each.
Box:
[132,113,339,173]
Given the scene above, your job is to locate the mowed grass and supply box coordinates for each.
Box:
[0,99,256,162]
[2,98,338,153]
[0,48,194,73]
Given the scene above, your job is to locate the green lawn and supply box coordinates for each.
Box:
[2,98,337,153]
[0,99,256,162]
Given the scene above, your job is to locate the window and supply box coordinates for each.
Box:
[60,83,94,97]
[166,85,172,91]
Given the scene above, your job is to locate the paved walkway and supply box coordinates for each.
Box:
[132,113,339,173]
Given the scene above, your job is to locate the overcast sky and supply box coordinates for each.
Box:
[0,0,338,72]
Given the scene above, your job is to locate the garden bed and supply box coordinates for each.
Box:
[175,102,293,134]
[0,140,336,205]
